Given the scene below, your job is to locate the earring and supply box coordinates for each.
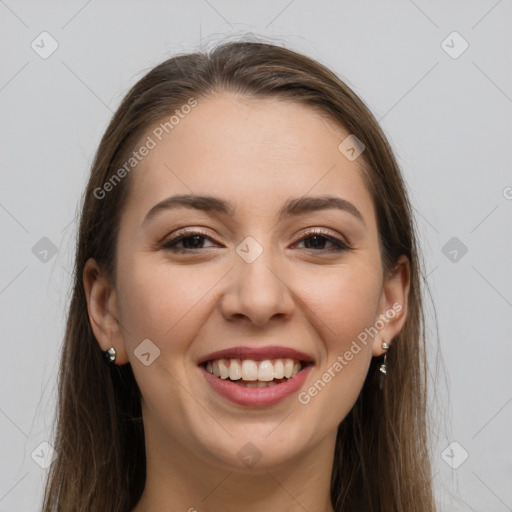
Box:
[379,354,387,376]
[379,342,388,389]
[379,341,389,375]
[103,347,117,364]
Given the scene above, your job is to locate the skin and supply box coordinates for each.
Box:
[83,93,410,512]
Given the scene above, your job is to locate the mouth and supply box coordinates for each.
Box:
[197,345,315,406]
[200,357,314,388]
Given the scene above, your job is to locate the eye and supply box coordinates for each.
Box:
[161,229,218,253]
[161,228,352,254]
[293,228,351,253]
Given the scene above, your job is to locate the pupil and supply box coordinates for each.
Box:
[184,235,203,249]
[307,235,323,249]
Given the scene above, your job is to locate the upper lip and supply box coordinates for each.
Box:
[197,345,315,365]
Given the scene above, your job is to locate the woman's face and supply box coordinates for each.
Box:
[86,93,409,472]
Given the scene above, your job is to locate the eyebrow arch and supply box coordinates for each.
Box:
[143,193,365,226]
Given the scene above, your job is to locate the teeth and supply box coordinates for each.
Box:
[284,359,294,378]
[235,380,280,388]
[274,359,284,379]
[205,357,305,382]
[241,360,258,380]
[218,360,229,379]
[257,360,275,381]
[229,359,242,380]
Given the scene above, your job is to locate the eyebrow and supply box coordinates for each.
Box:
[143,193,365,226]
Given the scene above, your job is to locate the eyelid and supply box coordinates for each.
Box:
[163,226,213,241]
[163,226,349,243]
[294,227,351,247]
[160,227,218,248]
[160,226,352,253]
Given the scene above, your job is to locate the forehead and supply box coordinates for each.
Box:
[122,93,375,227]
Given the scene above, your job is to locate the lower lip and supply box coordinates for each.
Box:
[200,364,313,407]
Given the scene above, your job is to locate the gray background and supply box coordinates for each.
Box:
[1,1,511,510]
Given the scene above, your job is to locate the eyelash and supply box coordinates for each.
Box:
[161,228,351,254]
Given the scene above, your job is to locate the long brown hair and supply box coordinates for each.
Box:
[42,39,436,511]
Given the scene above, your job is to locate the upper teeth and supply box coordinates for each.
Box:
[206,358,302,381]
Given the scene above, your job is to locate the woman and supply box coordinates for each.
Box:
[42,40,436,511]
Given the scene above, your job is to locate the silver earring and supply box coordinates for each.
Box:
[379,341,389,375]
[379,342,388,389]
[104,347,116,364]
[379,354,387,376]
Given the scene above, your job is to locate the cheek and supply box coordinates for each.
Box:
[116,258,223,349]
[295,262,381,404]
[294,270,379,425]
[300,261,382,341]
[115,261,216,411]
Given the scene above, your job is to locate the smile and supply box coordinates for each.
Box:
[200,358,314,406]
[204,358,305,387]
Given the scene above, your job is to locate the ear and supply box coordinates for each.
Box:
[371,254,410,357]
[83,257,129,365]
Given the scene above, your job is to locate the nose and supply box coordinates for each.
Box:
[219,243,294,327]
